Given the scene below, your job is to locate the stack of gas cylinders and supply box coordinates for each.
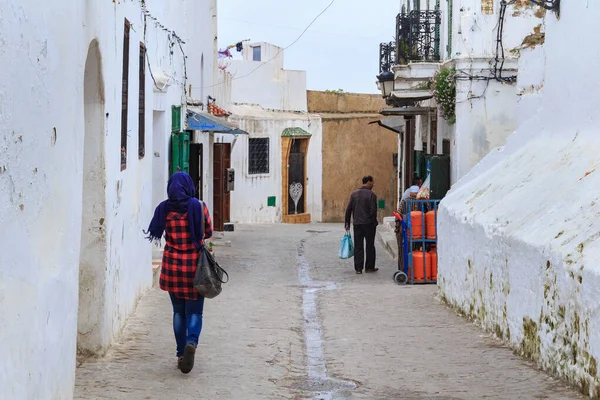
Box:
[409,210,438,282]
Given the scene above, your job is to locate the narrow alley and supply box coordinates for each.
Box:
[74,225,581,400]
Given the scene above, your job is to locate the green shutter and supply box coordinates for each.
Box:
[172,106,181,132]
[171,133,181,175]
[170,131,190,175]
[414,150,427,179]
[181,131,190,173]
[428,154,451,200]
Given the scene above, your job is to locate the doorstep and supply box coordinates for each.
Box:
[282,213,311,224]
[377,224,398,260]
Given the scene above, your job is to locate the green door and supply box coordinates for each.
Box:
[170,131,191,176]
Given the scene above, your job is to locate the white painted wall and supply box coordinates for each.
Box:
[433,0,546,184]
[439,3,600,396]
[227,42,308,112]
[214,42,320,224]
[0,0,216,398]
[451,62,517,183]
[219,105,323,223]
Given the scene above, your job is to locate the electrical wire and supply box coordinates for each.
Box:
[204,0,337,89]
[219,15,376,40]
[139,1,188,94]
[456,0,558,85]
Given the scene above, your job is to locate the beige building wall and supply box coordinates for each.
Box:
[308,91,398,223]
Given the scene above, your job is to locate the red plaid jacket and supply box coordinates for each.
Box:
[160,202,213,300]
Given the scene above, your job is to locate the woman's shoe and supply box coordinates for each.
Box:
[180,343,196,374]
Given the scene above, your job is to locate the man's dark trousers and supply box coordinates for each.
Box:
[353,223,377,272]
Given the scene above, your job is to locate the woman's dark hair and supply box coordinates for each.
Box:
[413,177,422,186]
[362,175,374,184]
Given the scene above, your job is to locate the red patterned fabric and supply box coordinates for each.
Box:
[160,204,213,300]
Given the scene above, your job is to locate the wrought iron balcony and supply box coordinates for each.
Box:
[379,42,396,73]
[396,9,441,64]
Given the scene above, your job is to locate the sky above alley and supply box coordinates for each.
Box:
[218,0,400,94]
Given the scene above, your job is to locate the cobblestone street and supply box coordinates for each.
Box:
[74,224,583,400]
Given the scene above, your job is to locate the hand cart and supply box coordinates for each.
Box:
[392,199,440,285]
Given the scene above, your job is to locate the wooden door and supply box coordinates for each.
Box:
[404,118,416,190]
[190,143,203,200]
[430,114,438,155]
[223,143,231,223]
[213,143,231,231]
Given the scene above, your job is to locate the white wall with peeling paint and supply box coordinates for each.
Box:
[432,0,547,184]
[439,3,600,397]
[0,0,216,399]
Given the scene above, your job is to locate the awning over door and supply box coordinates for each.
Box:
[380,107,436,116]
[282,127,311,137]
[186,106,248,135]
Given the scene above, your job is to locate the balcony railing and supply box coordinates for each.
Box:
[396,9,441,64]
[379,42,396,73]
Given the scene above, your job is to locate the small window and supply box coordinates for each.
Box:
[442,139,451,155]
[248,138,269,174]
[252,46,261,62]
[121,19,131,170]
[138,43,146,159]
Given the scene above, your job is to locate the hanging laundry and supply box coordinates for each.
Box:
[218,48,232,59]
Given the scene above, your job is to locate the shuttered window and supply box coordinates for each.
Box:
[248,138,269,174]
[138,43,146,159]
[121,19,131,170]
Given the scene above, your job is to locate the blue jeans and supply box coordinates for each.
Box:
[168,292,205,357]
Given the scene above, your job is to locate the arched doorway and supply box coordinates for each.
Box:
[78,39,107,355]
[281,128,312,224]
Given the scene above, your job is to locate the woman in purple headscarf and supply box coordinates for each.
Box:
[145,172,213,374]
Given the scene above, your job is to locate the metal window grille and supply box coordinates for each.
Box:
[396,9,442,64]
[379,42,396,73]
[249,138,269,174]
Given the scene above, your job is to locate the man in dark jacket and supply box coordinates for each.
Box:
[345,176,379,274]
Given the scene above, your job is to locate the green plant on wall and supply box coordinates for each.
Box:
[431,66,456,125]
[398,40,410,64]
[415,80,433,91]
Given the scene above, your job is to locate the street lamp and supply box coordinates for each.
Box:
[377,70,395,98]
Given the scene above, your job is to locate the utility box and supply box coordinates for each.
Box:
[225,168,235,192]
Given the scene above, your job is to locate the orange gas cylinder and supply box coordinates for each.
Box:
[412,251,431,282]
[429,250,438,281]
[410,211,424,239]
[426,211,437,239]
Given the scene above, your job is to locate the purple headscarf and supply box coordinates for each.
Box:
[145,172,204,249]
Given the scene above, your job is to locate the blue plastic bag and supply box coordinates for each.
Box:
[339,232,354,259]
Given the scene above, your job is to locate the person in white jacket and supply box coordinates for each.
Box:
[401,177,422,203]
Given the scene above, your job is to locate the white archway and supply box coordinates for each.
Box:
[78,39,108,355]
